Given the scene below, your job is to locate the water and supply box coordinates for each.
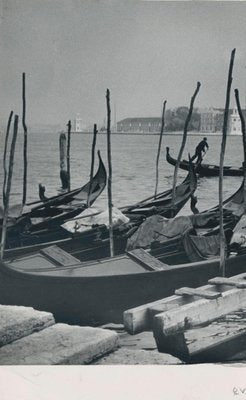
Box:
[0,131,244,215]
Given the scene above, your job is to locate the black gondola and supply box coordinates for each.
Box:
[1,151,107,233]
[4,165,197,259]
[166,146,243,177]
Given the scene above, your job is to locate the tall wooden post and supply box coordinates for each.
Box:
[67,120,71,192]
[171,82,201,210]
[87,123,98,207]
[235,88,246,213]
[22,73,28,205]
[2,111,13,207]
[106,89,115,257]
[155,100,167,198]
[0,115,19,260]
[219,48,236,277]
[59,132,69,190]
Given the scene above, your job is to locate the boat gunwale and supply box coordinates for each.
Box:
[1,252,240,283]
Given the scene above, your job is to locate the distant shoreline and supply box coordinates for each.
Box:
[68,131,242,137]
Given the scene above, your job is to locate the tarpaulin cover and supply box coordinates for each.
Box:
[230,214,246,247]
[190,211,220,228]
[183,233,220,262]
[126,214,193,250]
[62,206,130,233]
[126,209,227,251]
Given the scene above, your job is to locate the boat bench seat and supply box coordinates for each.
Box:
[40,245,80,266]
[127,248,170,271]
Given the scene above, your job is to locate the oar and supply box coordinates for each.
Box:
[202,148,208,161]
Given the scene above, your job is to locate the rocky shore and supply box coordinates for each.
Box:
[0,305,182,365]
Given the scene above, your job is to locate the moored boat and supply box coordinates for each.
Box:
[2,151,107,234]
[128,177,244,264]
[4,165,197,258]
[166,146,243,177]
[2,245,246,326]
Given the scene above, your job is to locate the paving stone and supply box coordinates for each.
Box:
[0,305,55,347]
[93,348,183,365]
[0,323,119,365]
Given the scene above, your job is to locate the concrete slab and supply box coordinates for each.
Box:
[0,323,119,365]
[94,348,182,365]
[0,305,55,347]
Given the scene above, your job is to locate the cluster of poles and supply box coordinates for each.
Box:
[0,73,28,260]
[0,75,116,260]
[155,48,246,277]
[1,49,246,279]
[58,89,115,257]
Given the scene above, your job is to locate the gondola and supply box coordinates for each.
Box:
[146,178,245,265]
[2,151,107,234]
[1,244,246,326]
[121,163,197,219]
[166,146,243,177]
[4,165,197,259]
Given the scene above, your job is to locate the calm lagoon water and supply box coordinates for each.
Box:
[0,131,244,216]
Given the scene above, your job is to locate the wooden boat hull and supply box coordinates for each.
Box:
[122,166,197,218]
[5,166,197,257]
[166,146,243,177]
[1,253,246,326]
[2,151,107,233]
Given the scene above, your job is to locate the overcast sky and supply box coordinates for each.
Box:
[1,0,246,127]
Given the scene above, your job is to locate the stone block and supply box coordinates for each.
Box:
[0,305,55,347]
[0,323,118,365]
[94,348,182,365]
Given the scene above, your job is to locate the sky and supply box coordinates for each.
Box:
[1,0,246,128]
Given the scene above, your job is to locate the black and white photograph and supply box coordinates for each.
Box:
[1,0,246,398]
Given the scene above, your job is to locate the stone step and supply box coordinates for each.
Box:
[0,323,119,365]
[93,348,182,365]
[0,305,55,347]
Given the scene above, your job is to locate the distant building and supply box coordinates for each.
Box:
[229,108,246,135]
[73,114,84,132]
[199,107,246,135]
[199,108,224,133]
[117,118,161,133]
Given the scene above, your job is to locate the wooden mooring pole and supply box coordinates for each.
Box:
[155,100,166,198]
[171,82,201,212]
[0,115,19,260]
[2,111,13,207]
[235,88,246,213]
[87,123,98,207]
[67,120,71,192]
[106,89,115,257]
[219,48,236,277]
[59,132,69,190]
[22,73,28,205]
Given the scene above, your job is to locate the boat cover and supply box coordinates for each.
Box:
[230,215,246,247]
[0,203,23,220]
[62,206,130,233]
[126,211,226,251]
[182,233,220,262]
[126,214,194,250]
